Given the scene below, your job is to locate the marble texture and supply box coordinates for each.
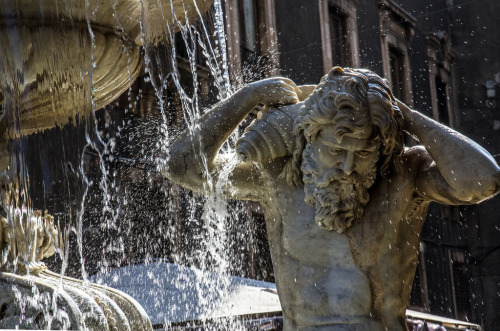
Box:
[164,67,500,330]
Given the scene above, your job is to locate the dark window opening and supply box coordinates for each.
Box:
[452,261,470,320]
[238,0,270,83]
[389,46,406,101]
[238,0,260,54]
[435,76,449,124]
[174,28,207,67]
[410,262,425,308]
[248,212,274,283]
[329,7,349,67]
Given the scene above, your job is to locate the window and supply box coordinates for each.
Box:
[171,20,212,101]
[319,0,359,73]
[378,0,415,104]
[449,251,470,320]
[329,7,348,67]
[174,31,205,67]
[452,262,470,319]
[225,0,279,84]
[410,262,424,307]
[237,0,269,82]
[435,76,449,124]
[239,0,259,53]
[425,32,456,127]
[389,46,406,101]
[246,208,274,282]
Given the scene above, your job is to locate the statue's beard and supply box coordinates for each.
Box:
[301,145,377,233]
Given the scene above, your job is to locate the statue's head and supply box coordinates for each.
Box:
[281,67,404,232]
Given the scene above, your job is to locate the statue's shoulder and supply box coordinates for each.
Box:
[397,145,434,175]
[401,145,431,163]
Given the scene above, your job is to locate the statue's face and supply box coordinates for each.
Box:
[310,125,380,180]
[302,124,381,232]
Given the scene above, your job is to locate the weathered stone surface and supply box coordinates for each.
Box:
[0,270,152,330]
[0,1,212,329]
[0,0,212,137]
[164,67,500,330]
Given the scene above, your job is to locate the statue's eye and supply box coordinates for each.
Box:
[329,147,344,155]
[356,151,370,157]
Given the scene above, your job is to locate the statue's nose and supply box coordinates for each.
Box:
[340,152,355,175]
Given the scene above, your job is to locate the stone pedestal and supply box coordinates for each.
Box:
[0,270,152,330]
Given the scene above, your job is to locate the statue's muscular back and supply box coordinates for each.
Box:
[259,148,430,331]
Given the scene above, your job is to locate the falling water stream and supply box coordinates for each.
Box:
[1,0,275,329]
[129,2,258,328]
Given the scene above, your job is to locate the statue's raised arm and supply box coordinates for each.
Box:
[397,100,500,205]
[163,78,300,200]
[160,67,500,330]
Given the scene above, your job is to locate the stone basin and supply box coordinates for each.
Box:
[0,0,212,137]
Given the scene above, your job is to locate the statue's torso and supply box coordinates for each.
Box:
[260,163,429,330]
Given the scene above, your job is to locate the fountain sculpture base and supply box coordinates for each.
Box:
[0,269,152,330]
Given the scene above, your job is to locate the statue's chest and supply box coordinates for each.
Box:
[272,191,356,266]
[268,180,416,266]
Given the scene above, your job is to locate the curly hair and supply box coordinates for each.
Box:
[280,67,404,187]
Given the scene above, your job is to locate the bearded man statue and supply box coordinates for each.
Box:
[282,68,403,233]
[164,67,500,330]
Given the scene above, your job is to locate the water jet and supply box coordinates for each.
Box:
[0,0,212,328]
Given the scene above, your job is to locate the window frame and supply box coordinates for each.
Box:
[409,242,431,312]
[425,32,457,128]
[378,0,416,105]
[448,250,471,320]
[225,0,280,84]
[318,0,360,74]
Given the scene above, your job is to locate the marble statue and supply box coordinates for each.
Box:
[164,67,500,330]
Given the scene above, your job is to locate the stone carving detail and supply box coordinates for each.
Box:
[0,25,142,138]
[164,67,500,330]
[0,270,152,330]
[0,210,59,274]
[235,86,315,162]
[236,106,299,162]
[0,206,152,330]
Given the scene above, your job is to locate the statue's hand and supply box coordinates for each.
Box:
[395,98,415,133]
[248,77,300,107]
[395,99,412,117]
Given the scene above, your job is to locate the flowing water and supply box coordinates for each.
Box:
[1,0,275,329]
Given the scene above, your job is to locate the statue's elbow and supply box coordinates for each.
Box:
[160,150,187,184]
[464,170,500,204]
[487,169,500,199]
[483,167,500,199]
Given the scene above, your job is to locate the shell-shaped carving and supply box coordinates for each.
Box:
[236,106,299,162]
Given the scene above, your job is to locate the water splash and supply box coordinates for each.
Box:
[138,3,253,329]
[1,0,265,328]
